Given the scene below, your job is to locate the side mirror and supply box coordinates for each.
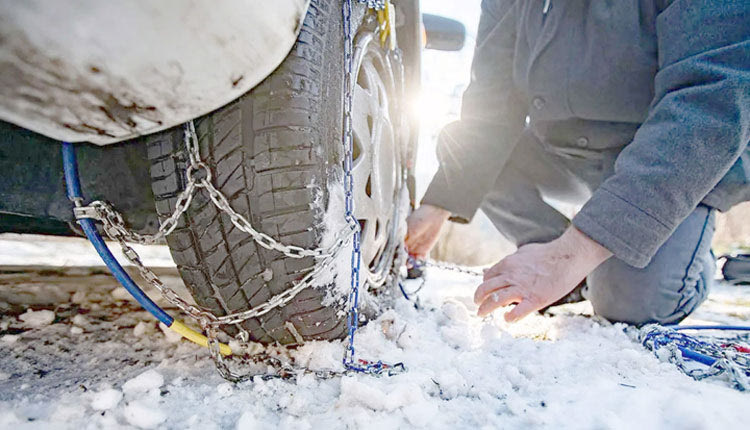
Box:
[422,13,466,51]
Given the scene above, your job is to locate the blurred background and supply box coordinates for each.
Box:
[416,0,750,266]
[417,0,513,266]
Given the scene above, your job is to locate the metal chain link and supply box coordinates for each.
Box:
[342,0,362,371]
[359,0,386,10]
[417,258,484,277]
[73,0,401,381]
[73,184,196,246]
[637,324,750,391]
[341,0,404,376]
[85,121,355,259]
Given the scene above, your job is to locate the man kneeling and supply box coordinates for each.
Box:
[406,0,750,325]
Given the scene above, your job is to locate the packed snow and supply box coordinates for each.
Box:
[1,243,748,429]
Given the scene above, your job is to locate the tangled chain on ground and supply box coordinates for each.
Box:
[636,324,750,391]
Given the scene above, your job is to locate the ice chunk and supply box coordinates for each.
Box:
[72,314,88,326]
[122,369,164,394]
[122,401,166,429]
[91,388,122,411]
[262,268,273,282]
[133,321,149,337]
[217,382,234,398]
[71,290,87,303]
[1,334,18,344]
[158,322,183,343]
[18,309,55,328]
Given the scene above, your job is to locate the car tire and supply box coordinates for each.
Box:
[144,0,410,345]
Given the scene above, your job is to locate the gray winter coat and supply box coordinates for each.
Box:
[421,0,750,268]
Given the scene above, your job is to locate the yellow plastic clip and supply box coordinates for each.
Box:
[170,319,232,356]
[376,0,396,51]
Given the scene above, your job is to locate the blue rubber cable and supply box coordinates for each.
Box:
[62,141,173,326]
[661,325,750,366]
[669,325,750,331]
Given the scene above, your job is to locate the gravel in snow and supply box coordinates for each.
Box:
[0,262,748,429]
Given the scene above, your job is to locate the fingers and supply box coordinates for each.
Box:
[477,286,522,317]
[504,300,539,323]
[404,222,425,257]
[405,213,444,258]
[482,259,506,281]
[404,233,417,255]
[474,273,539,322]
[475,287,540,322]
[405,233,429,258]
[474,275,513,305]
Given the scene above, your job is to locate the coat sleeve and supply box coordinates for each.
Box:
[573,0,750,268]
[420,0,526,223]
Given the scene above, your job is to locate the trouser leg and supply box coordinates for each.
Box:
[480,131,598,246]
[480,167,569,246]
[586,204,715,325]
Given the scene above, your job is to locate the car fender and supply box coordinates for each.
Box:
[0,0,309,144]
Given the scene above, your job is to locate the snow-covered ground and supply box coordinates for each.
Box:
[1,236,749,429]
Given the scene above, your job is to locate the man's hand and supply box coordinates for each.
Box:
[405,204,451,258]
[474,226,612,322]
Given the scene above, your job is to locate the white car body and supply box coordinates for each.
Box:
[0,0,309,144]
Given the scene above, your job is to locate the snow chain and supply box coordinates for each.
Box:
[636,325,750,391]
[72,0,408,382]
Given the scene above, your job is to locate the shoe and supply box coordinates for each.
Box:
[539,279,587,314]
[721,253,750,285]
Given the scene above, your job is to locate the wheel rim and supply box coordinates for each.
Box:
[350,32,405,289]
